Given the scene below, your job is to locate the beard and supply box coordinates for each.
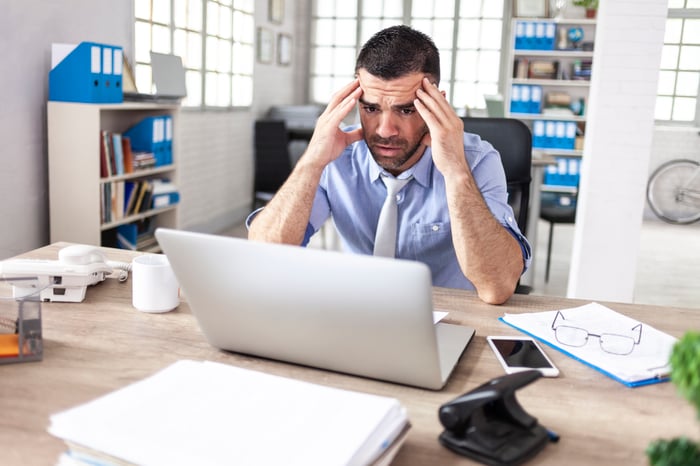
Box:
[366,127,429,172]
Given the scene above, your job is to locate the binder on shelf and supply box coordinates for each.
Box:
[514,21,526,49]
[535,22,546,50]
[545,23,556,50]
[49,42,123,103]
[530,85,543,114]
[510,84,522,113]
[150,179,180,209]
[112,133,125,175]
[123,116,168,167]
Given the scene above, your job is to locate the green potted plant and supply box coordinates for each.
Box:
[572,0,599,18]
[646,332,700,466]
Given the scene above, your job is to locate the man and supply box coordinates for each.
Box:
[248,25,531,304]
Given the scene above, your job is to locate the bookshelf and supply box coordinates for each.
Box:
[505,18,596,192]
[48,102,180,252]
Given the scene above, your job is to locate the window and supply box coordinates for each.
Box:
[134,0,254,108]
[310,0,505,112]
[655,0,700,124]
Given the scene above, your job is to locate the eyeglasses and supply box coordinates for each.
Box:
[551,310,642,355]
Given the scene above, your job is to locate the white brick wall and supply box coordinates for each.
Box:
[567,0,669,302]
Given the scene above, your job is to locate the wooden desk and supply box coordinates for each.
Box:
[2,243,698,466]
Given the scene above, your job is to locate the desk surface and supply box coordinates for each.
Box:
[2,243,698,466]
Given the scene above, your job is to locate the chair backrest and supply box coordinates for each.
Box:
[254,120,293,203]
[461,117,532,236]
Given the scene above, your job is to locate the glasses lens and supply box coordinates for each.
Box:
[600,334,634,355]
[555,325,588,347]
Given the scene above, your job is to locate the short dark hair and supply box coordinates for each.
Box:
[355,25,441,84]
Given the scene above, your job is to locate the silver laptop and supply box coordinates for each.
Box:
[155,228,475,390]
[123,52,187,102]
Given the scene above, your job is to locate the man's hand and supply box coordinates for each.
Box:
[413,77,469,178]
[304,79,364,168]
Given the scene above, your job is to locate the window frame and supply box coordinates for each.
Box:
[133,0,255,110]
[656,4,700,125]
[308,0,507,113]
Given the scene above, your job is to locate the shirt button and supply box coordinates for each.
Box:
[507,216,513,223]
[432,225,439,232]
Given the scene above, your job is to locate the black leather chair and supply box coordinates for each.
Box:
[253,120,293,208]
[461,117,533,294]
[539,190,578,283]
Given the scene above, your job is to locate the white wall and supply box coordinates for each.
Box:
[568,0,669,302]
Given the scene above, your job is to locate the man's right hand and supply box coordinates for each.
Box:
[303,79,364,168]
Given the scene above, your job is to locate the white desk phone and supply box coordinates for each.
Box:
[0,245,131,302]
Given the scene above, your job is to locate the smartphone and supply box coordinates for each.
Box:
[487,336,560,377]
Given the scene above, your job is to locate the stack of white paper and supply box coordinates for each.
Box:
[501,302,677,387]
[48,360,410,466]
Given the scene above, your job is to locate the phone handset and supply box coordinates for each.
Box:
[58,245,131,281]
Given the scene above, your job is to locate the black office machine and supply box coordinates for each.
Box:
[438,370,551,466]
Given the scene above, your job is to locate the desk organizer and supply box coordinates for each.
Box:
[0,297,43,364]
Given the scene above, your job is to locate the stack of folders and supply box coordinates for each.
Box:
[49,360,410,466]
[500,302,677,388]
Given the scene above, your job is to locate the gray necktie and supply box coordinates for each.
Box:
[373,175,411,257]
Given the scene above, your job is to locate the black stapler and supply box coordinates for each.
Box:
[438,370,551,466]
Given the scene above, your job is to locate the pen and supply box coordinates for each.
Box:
[547,429,560,443]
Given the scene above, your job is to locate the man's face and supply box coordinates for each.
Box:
[356,69,430,174]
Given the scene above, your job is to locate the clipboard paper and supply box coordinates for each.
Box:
[500,302,677,387]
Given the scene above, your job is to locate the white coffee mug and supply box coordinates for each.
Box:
[132,254,179,313]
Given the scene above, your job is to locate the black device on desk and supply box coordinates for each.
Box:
[438,370,551,466]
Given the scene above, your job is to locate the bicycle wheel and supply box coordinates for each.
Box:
[647,159,700,224]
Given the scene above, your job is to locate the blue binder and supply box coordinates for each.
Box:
[49,42,123,103]
[123,116,169,166]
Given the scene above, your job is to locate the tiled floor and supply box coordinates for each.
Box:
[223,219,700,310]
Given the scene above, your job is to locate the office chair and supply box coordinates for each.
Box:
[539,190,577,283]
[253,120,293,208]
[461,117,533,294]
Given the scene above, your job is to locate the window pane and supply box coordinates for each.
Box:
[135,0,151,19]
[676,71,699,96]
[660,45,679,69]
[152,24,171,53]
[336,0,358,17]
[657,70,677,94]
[311,76,333,103]
[205,71,218,106]
[672,97,697,120]
[481,20,502,48]
[184,70,202,106]
[432,20,455,49]
[460,1,481,17]
[333,47,356,75]
[232,42,253,74]
[314,1,334,16]
[458,19,479,47]
[362,1,381,17]
[478,51,500,82]
[655,96,673,120]
[434,0,455,18]
[665,18,682,43]
[312,47,334,74]
[314,19,335,44]
[135,63,153,93]
[361,19,384,42]
[232,75,252,106]
[218,38,231,72]
[189,0,203,30]
[687,0,700,6]
[383,0,402,17]
[682,19,700,44]
[219,5,232,39]
[217,73,231,105]
[234,0,253,13]
[152,0,171,24]
[207,1,219,35]
[412,0,434,18]
[234,10,254,43]
[679,45,700,70]
[667,0,685,7]
[335,19,357,46]
[482,0,504,18]
[135,22,152,62]
[455,50,477,81]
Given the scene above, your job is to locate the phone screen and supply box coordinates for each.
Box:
[491,339,554,369]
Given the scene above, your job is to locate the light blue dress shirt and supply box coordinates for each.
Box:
[302,130,532,290]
